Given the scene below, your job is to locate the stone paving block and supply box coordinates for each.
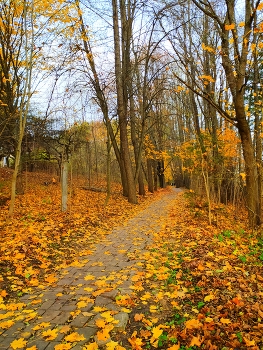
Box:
[51,311,71,324]
[40,310,61,322]
[60,303,77,312]
[49,300,68,311]
[69,313,94,327]
[86,313,103,328]
[56,277,74,286]
[113,312,129,331]
[99,289,118,300]
[2,322,26,337]
[24,340,48,350]
[94,296,112,307]
[0,337,16,350]
[44,342,60,350]
[38,299,56,310]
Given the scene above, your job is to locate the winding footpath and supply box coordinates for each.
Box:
[0,188,182,350]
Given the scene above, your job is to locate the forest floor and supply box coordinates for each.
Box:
[0,169,263,350]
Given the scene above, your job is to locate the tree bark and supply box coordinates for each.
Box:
[112,0,137,203]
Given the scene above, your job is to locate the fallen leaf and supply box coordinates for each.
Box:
[10,338,27,349]
[65,332,85,342]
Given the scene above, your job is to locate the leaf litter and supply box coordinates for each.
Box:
[0,170,263,349]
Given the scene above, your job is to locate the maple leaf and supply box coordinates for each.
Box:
[150,326,163,343]
[0,320,14,329]
[26,346,38,350]
[189,335,202,347]
[77,300,88,308]
[42,328,58,340]
[105,340,119,349]
[10,338,27,349]
[33,322,50,330]
[243,337,256,346]
[95,318,106,328]
[204,294,215,302]
[59,325,71,334]
[1,290,8,297]
[45,274,58,284]
[185,318,202,329]
[54,344,72,350]
[128,331,144,350]
[64,332,85,342]
[167,344,180,350]
[220,318,231,324]
[83,343,99,350]
[134,313,144,321]
[96,328,111,341]
[84,274,95,281]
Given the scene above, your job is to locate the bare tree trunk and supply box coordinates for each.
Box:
[9,0,34,217]
[61,159,69,212]
[112,0,137,204]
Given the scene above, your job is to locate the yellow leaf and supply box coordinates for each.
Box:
[220,318,231,324]
[105,340,119,350]
[121,308,131,313]
[77,301,88,308]
[33,322,50,330]
[10,338,27,349]
[204,294,215,302]
[83,343,99,350]
[64,332,85,342]
[42,328,58,340]
[150,326,163,342]
[54,344,72,350]
[84,274,95,281]
[93,306,107,313]
[257,3,263,10]
[26,346,38,350]
[239,21,245,27]
[0,320,15,329]
[149,305,158,313]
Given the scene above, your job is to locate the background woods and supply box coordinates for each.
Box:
[0,0,263,227]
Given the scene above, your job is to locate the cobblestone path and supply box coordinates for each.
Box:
[0,188,182,350]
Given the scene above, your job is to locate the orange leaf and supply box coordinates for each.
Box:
[54,344,72,350]
[185,319,202,329]
[189,335,202,347]
[95,319,107,328]
[134,313,144,321]
[243,337,256,346]
[96,328,110,341]
[167,344,180,350]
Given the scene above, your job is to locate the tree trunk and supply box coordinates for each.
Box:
[61,159,69,212]
[112,0,137,204]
